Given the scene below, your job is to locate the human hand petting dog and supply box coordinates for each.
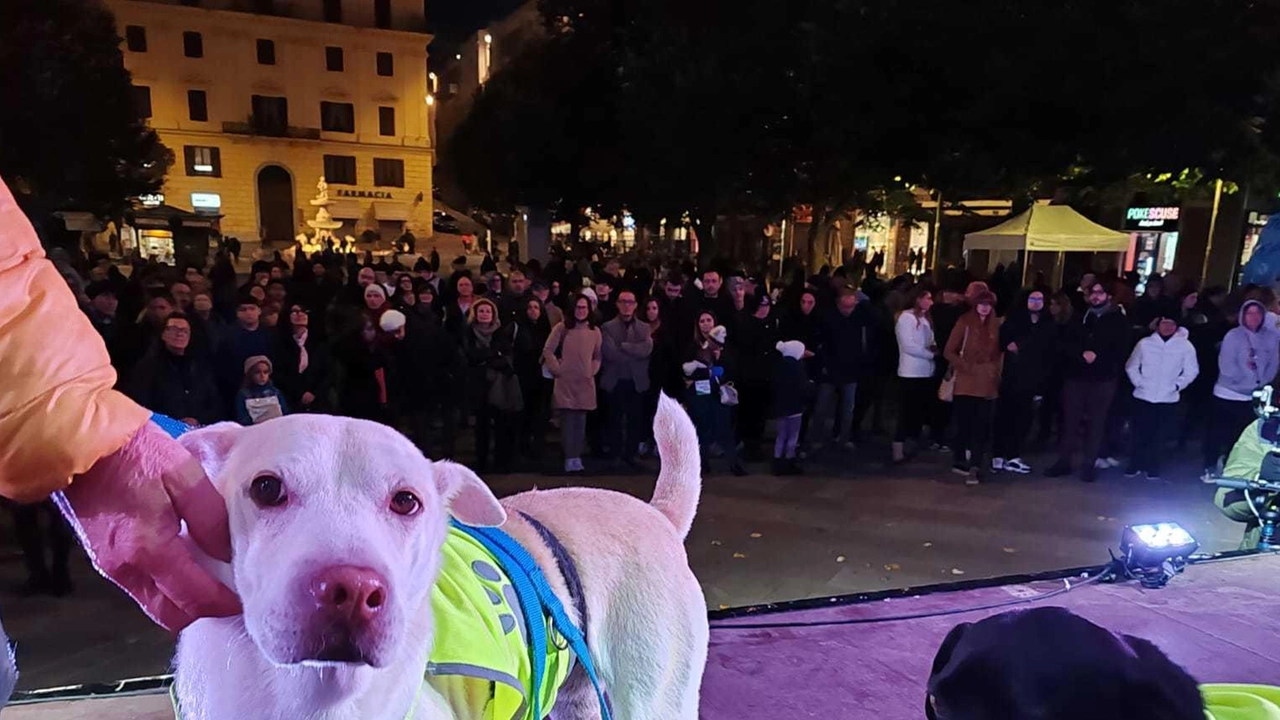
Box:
[56,421,241,632]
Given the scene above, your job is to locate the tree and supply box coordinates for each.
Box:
[0,0,171,230]
[448,0,1280,266]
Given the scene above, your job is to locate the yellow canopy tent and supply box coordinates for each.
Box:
[963,205,1131,284]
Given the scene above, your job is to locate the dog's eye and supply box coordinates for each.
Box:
[249,475,287,508]
[390,491,421,516]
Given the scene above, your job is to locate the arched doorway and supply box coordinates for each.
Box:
[256,165,295,245]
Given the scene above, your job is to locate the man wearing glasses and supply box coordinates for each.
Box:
[124,313,222,427]
[600,290,654,468]
[1045,281,1130,482]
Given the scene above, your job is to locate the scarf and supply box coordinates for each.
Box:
[294,329,309,373]
[472,321,498,347]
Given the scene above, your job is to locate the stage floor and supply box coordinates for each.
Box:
[703,553,1280,719]
[10,553,1279,719]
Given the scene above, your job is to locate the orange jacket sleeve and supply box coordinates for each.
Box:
[0,180,150,503]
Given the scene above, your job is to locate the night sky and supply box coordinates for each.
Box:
[426,0,527,50]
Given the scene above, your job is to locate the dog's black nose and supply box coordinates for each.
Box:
[309,566,387,625]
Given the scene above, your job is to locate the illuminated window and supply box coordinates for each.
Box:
[184,146,221,177]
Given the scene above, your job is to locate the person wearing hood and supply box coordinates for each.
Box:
[1123,316,1198,479]
[461,297,519,473]
[771,340,814,475]
[943,289,1003,483]
[991,289,1056,474]
[1206,299,1280,471]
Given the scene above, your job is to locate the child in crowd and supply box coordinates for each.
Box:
[235,355,289,425]
[771,340,812,475]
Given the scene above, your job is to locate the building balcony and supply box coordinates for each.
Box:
[222,119,321,140]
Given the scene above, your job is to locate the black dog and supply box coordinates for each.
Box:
[926,607,1204,720]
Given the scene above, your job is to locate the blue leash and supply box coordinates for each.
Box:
[452,520,612,720]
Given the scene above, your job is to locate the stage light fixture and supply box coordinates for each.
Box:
[1117,523,1198,589]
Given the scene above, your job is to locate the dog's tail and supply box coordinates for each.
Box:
[650,393,702,540]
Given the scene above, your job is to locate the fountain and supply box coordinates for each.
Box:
[296,176,355,255]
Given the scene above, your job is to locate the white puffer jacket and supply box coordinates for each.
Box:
[895,311,936,378]
[1125,327,1200,404]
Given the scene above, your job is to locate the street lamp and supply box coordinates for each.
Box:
[425,95,435,106]
[484,33,493,44]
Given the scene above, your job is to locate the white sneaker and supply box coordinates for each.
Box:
[1103,457,1121,468]
[991,457,1005,471]
[1004,458,1032,474]
[841,441,858,452]
[1094,458,1109,470]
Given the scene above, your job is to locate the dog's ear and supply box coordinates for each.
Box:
[433,461,506,527]
[178,422,245,481]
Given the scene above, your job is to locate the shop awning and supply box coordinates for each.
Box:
[374,202,411,222]
[963,205,1130,253]
[328,200,363,219]
[129,205,218,229]
[54,211,103,232]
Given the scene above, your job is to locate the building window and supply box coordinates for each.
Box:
[184,146,221,177]
[257,39,276,65]
[125,26,147,52]
[325,46,344,72]
[376,52,394,77]
[132,85,152,118]
[183,31,203,58]
[374,0,391,29]
[323,0,342,22]
[187,90,208,122]
[251,95,288,134]
[320,102,355,133]
[373,158,404,188]
[378,107,395,136]
[324,155,356,185]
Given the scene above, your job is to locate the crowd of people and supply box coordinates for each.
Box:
[57,245,1280,490]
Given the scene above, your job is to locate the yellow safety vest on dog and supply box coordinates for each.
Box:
[172,527,572,720]
[424,526,573,719]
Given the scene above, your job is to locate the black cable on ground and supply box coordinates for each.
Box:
[710,549,1278,631]
[710,565,1111,630]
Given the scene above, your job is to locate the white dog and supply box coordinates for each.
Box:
[172,395,708,719]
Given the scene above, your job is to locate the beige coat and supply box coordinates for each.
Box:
[543,323,602,410]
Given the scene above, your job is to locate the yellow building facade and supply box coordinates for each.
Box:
[106,0,434,249]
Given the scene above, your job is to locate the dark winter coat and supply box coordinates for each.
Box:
[461,323,518,408]
[274,330,333,412]
[770,354,812,418]
[734,311,780,386]
[998,309,1056,396]
[1059,304,1131,381]
[126,347,222,425]
[819,304,875,385]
